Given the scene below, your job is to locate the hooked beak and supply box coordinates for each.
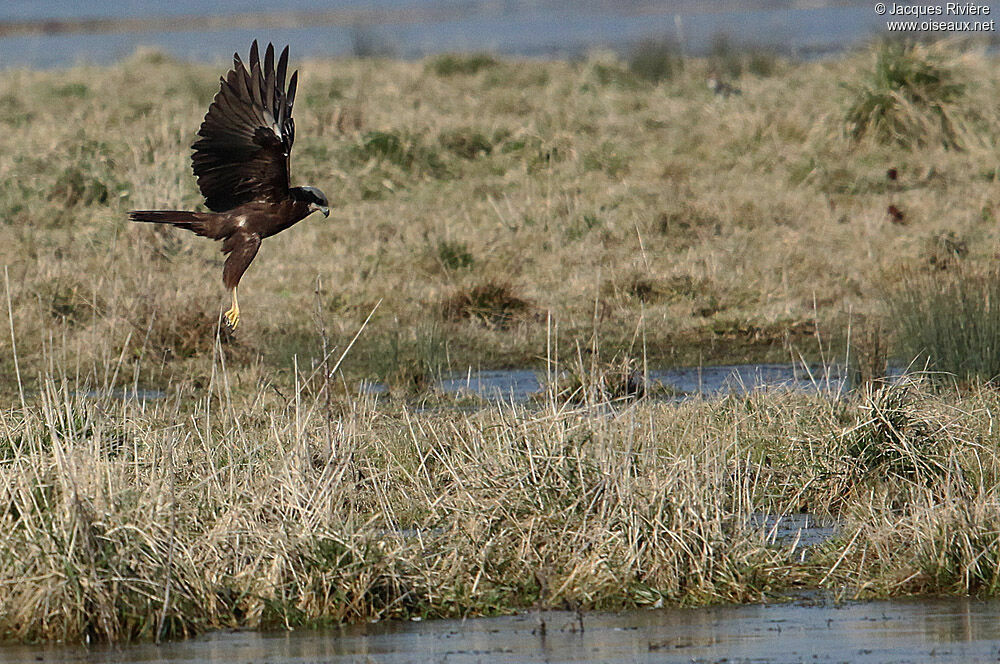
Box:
[320,206,330,218]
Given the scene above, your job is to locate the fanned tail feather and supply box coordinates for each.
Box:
[128,210,222,239]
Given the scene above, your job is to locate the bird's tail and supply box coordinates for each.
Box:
[129,210,220,238]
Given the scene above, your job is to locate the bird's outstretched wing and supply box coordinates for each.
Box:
[192,41,298,212]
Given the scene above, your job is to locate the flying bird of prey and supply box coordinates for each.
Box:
[130,41,329,330]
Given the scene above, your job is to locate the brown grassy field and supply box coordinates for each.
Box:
[2,41,999,394]
[4,41,1000,643]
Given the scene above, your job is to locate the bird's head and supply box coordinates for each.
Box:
[293,186,330,218]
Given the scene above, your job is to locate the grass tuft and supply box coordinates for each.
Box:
[924,230,969,270]
[844,41,966,148]
[426,53,499,76]
[546,352,647,404]
[628,37,684,83]
[52,167,115,207]
[839,378,951,487]
[351,130,450,178]
[441,281,531,329]
[435,239,475,271]
[438,127,498,159]
[135,300,237,361]
[888,267,1000,383]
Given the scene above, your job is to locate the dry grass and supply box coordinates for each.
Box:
[2,349,1000,643]
[3,43,1000,394]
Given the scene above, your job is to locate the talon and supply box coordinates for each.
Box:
[224,288,241,330]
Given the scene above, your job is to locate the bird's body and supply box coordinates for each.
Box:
[129,41,329,329]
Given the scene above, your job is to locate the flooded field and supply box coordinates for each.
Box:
[8,598,1000,663]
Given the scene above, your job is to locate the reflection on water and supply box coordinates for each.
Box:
[7,598,1000,663]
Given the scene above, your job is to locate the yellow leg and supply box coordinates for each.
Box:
[224,288,241,330]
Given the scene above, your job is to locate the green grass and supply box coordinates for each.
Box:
[350,129,451,178]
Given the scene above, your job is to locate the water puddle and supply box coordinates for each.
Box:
[8,597,1000,663]
[72,364,848,407]
[749,512,837,550]
[436,363,847,403]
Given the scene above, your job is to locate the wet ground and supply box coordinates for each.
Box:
[8,597,1000,663]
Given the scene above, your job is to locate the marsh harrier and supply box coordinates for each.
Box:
[130,41,329,329]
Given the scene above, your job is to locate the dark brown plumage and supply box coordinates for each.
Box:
[129,41,329,330]
[887,204,906,225]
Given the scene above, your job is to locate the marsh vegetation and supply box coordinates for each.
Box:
[4,359,1000,643]
[3,41,1000,392]
[3,40,1000,643]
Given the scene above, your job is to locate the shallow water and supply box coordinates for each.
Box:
[438,363,848,402]
[86,362,853,406]
[0,1,891,69]
[748,512,836,550]
[8,597,1000,663]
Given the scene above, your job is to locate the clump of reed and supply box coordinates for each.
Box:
[837,377,952,490]
[844,40,967,148]
[887,267,1000,383]
[809,380,992,595]
[543,351,646,404]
